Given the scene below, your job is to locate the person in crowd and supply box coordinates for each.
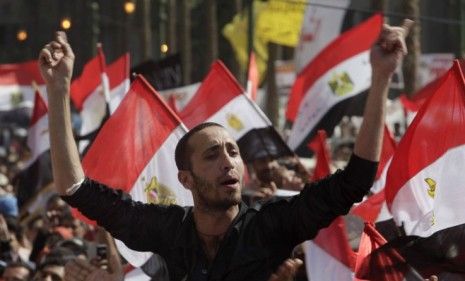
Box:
[33,247,76,281]
[2,261,34,281]
[39,18,412,281]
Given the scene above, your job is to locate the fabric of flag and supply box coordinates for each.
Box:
[355,223,410,281]
[80,75,193,267]
[305,217,356,281]
[0,60,46,111]
[307,130,331,181]
[23,90,49,169]
[13,89,52,210]
[246,52,259,101]
[286,14,382,155]
[400,73,446,113]
[179,60,293,162]
[368,225,465,279]
[305,130,356,281]
[159,82,200,112]
[71,52,130,151]
[385,60,465,237]
[294,0,350,73]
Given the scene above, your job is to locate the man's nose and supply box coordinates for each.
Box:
[219,151,234,170]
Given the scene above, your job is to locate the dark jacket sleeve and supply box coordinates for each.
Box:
[62,178,186,255]
[257,154,378,246]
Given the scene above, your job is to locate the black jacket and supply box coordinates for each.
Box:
[63,154,377,281]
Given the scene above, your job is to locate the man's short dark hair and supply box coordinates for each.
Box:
[175,122,224,171]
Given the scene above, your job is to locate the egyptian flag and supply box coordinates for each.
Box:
[354,223,424,281]
[0,61,46,127]
[179,60,293,162]
[71,51,130,151]
[307,130,331,181]
[305,217,356,281]
[294,0,350,73]
[362,226,465,279]
[158,82,200,112]
[14,90,53,209]
[305,130,356,281]
[351,125,397,223]
[286,14,382,155]
[23,89,49,168]
[79,75,193,267]
[385,60,465,237]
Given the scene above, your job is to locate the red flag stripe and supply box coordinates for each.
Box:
[308,130,331,181]
[286,14,382,122]
[375,125,397,180]
[29,90,48,126]
[351,190,386,223]
[108,53,130,89]
[386,60,465,207]
[179,61,245,129]
[0,61,44,85]
[313,217,357,269]
[70,55,101,111]
[82,75,182,190]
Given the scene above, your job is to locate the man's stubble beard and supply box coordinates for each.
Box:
[191,172,242,211]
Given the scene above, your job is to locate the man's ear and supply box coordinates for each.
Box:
[178,170,193,190]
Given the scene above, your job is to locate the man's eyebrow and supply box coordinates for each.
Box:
[202,144,220,154]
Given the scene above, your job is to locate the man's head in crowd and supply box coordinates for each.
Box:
[2,261,34,281]
[34,247,76,281]
[45,195,72,228]
[175,122,244,210]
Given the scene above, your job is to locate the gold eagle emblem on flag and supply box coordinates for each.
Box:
[144,176,176,205]
[227,113,244,132]
[328,72,354,96]
[424,177,436,199]
[10,91,24,107]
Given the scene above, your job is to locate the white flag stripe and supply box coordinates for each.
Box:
[391,143,465,237]
[116,125,193,267]
[128,125,192,206]
[101,73,111,103]
[0,85,47,110]
[79,79,129,152]
[376,201,393,222]
[294,0,349,73]
[24,115,49,168]
[109,79,130,114]
[288,51,372,149]
[371,158,392,194]
[305,241,353,281]
[207,94,269,140]
[78,87,105,152]
[159,82,200,111]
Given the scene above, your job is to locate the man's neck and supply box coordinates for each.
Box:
[193,204,239,263]
[193,204,239,236]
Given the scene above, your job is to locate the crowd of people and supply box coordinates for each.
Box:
[0,18,441,281]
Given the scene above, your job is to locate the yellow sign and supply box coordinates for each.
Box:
[255,0,305,47]
[222,1,268,81]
